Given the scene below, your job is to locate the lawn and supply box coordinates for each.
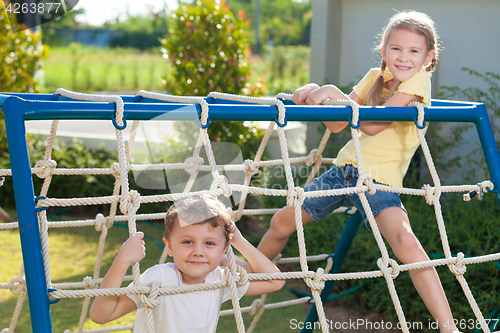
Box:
[43,45,172,93]
[1,43,314,332]
[42,44,310,95]
[0,210,310,332]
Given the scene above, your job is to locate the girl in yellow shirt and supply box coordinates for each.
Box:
[257,11,461,333]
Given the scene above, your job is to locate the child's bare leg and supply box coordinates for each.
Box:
[257,206,314,261]
[376,207,459,333]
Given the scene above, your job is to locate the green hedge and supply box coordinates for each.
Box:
[0,138,118,215]
[265,169,500,329]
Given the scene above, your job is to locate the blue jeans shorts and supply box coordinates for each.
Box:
[302,164,406,229]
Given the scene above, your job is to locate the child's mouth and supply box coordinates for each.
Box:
[396,65,412,71]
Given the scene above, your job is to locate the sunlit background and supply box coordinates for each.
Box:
[74,0,179,26]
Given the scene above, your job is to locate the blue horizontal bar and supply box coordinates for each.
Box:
[0,94,483,124]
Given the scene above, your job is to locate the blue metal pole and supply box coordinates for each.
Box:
[474,104,500,207]
[301,211,363,333]
[2,97,54,333]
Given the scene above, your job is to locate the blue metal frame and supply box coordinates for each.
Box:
[0,92,499,333]
[301,211,363,333]
[2,96,53,333]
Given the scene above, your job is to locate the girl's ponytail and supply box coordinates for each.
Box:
[365,61,387,106]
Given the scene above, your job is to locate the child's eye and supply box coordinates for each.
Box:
[410,49,419,53]
[206,241,216,246]
[183,240,192,244]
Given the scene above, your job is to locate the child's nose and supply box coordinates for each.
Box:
[398,51,409,61]
[193,243,204,256]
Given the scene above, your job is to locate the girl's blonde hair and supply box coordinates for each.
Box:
[365,11,440,106]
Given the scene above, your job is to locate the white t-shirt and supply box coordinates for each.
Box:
[127,263,249,333]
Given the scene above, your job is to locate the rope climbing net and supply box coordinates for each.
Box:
[1,89,500,333]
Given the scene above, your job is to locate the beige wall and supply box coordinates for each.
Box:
[309,0,500,184]
[311,0,500,93]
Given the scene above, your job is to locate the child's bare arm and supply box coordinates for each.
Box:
[229,226,285,296]
[305,85,400,136]
[357,92,423,135]
[90,232,146,324]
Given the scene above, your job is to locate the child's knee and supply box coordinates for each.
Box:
[269,208,296,237]
[393,231,427,264]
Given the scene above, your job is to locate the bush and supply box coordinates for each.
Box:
[265,45,310,95]
[161,0,251,95]
[440,69,500,139]
[0,137,118,215]
[439,69,500,181]
[263,170,500,329]
[0,1,45,93]
[160,0,264,160]
[1,0,46,199]
[257,156,500,330]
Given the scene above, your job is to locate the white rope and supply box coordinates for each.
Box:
[1,92,499,333]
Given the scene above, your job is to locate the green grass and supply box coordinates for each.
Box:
[2,43,314,331]
[42,44,310,95]
[0,214,309,332]
[43,46,172,93]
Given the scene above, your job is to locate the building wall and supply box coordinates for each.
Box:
[312,0,500,92]
[309,0,500,184]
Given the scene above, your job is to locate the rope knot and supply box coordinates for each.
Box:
[210,175,232,197]
[422,184,441,205]
[306,149,322,167]
[304,268,325,291]
[95,213,113,231]
[8,276,26,294]
[34,160,57,179]
[244,159,259,176]
[377,258,400,280]
[286,186,305,209]
[223,265,249,289]
[249,298,265,316]
[128,190,141,216]
[83,276,98,290]
[357,173,376,195]
[139,282,161,309]
[184,157,204,176]
[235,265,249,288]
[110,163,121,177]
[449,252,467,276]
[120,190,141,216]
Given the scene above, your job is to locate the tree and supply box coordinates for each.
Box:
[0,1,45,93]
[41,7,85,46]
[1,0,45,157]
[0,1,46,217]
[162,0,251,95]
[225,0,312,49]
[161,0,263,160]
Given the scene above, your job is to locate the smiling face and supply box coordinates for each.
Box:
[382,28,435,83]
[164,219,228,285]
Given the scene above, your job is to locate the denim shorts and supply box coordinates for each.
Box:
[302,164,406,229]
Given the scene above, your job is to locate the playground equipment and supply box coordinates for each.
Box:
[0,89,499,333]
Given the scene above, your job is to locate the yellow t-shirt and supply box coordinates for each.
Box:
[334,68,431,187]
